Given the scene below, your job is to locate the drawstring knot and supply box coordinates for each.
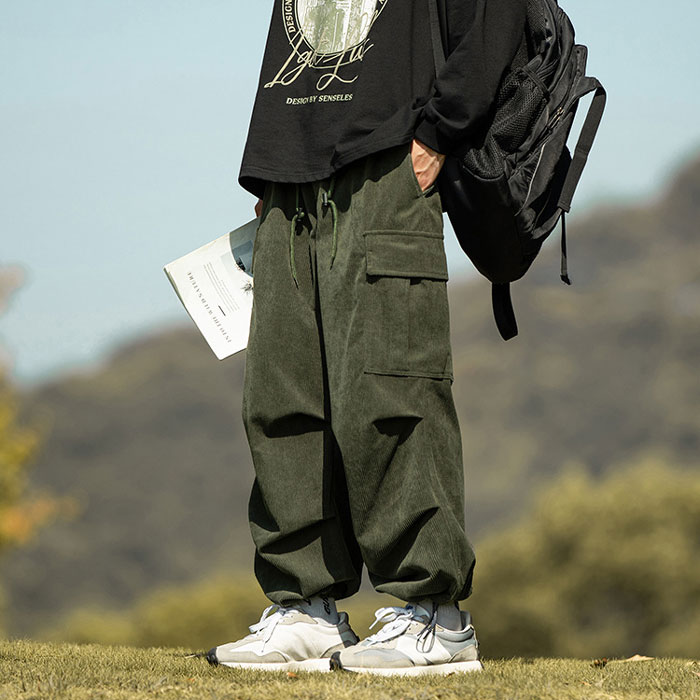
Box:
[288,177,338,287]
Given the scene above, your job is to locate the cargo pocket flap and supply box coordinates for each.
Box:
[364,231,449,280]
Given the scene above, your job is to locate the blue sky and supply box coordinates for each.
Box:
[2,0,699,385]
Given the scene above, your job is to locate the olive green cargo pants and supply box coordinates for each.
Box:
[242,143,475,605]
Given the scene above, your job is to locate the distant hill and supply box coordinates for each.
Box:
[4,155,700,636]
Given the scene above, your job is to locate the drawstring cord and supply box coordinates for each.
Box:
[289,176,337,287]
[322,175,338,269]
[289,184,302,287]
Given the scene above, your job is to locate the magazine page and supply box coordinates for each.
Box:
[163,218,258,360]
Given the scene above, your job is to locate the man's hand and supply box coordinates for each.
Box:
[255,199,263,217]
[410,138,446,193]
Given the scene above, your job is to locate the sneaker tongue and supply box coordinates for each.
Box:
[410,602,434,620]
[291,596,340,624]
[407,602,433,622]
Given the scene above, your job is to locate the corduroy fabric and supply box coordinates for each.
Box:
[243,142,475,606]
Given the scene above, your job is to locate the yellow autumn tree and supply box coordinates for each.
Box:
[0,267,64,634]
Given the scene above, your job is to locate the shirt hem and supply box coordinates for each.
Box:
[238,130,418,196]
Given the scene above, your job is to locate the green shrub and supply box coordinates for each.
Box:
[46,574,391,650]
[469,458,700,659]
[45,574,267,649]
[47,459,700,659]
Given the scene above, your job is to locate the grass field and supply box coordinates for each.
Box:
[0,641,698,700]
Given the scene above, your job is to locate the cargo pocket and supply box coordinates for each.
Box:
[363,230,453,380]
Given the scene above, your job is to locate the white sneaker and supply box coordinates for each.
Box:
[330,603,482,676]
[206,604,359,672]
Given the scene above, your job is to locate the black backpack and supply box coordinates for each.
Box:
[428,0,606,340]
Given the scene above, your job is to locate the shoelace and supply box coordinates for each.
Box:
[365,604,438,652]
[247,604,297,651]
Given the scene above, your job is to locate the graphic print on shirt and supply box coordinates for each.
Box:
[266,0,389,96]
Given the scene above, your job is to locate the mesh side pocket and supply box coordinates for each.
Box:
[526,0,549,43]
[464,71,547,180]
[463,134,505,179]
[493,74,547,154]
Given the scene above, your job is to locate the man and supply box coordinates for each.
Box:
[207,0,526,675]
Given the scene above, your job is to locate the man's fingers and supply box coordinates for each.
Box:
[410,139,446,192]
[254,199,263,217]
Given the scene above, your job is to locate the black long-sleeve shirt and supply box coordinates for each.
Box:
[239,0,526,198]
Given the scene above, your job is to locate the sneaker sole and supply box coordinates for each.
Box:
[331,658,483,676]
[219,658,331,673]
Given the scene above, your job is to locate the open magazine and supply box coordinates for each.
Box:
[163,218,258,360]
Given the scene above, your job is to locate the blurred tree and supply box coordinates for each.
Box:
[470,457,700,659]
[0,267,64,635]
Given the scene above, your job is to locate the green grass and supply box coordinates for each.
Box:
[0,641,698,700]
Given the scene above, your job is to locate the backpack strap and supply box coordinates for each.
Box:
[558,79,607,213]
[492,283,519,341]
[559,211,572,285]
[556,78,606,287]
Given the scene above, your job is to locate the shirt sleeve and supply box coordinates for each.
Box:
[414,0,527,155]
